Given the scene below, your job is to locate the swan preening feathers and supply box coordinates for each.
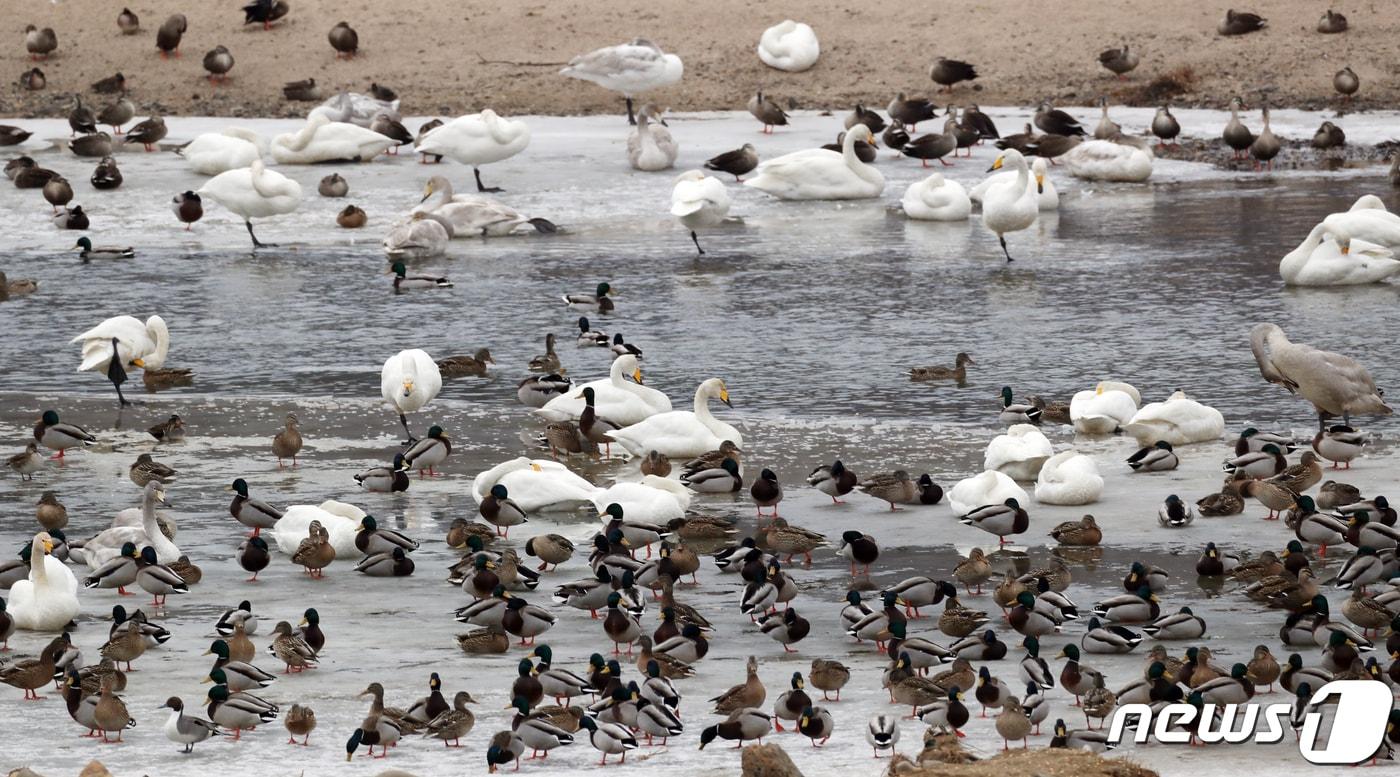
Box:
[1250,323,1391,429]
[1280,195,1400,286]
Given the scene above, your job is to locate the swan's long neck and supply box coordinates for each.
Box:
[30,539,49,588]
[608,358,629,388]
[842,132,879,183]
[147,318,170,370]
[484,113,512,144]
[1012,157,1030,194]
[143,491,177,559]
[692,387,718,429]
[249,162,276,199]
[434,178,455,208]
[287,119,319,151]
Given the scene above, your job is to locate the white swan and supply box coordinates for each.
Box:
[1064,139,1153,182]
[671,170,730,253]
[72,314,170,375]
[269,500,364,558]
[605,378,741,458]
[981,149,1039,260]
[177,128,266,175]
[471,458,600,513]
[970,156,1058,211]
[80,481,179,569]
[413,176,555,237]
[270,113,396,164]
[627,105,678,171]
[983,424,1054,481]
[1034,451,1104,506]
[757,20,819,72]
[560,39,684,124]
[590,476,692,523]
[1319,195,1400,250]
[902,172,971,221]
[197,159,301,248]
[9,533,80,631]
[381,349,442,441]
[947,471,1028,516]
[383,212,453,259]
[1123,390,1226,446]
[534,354,670,425]
[1070,382,1140,435]
[1280,224,1398,286]
[414,110,530,192]
[309,91,399,128]
[745,125,884,200]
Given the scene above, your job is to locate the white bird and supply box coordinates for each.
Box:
[70,315,171,406]
[757,21,819,72]
[1250,323,1392,430]
[268,113,397,164]
[1034,451,1104,506]
[534,354,670,426]
[381,349,442,443]
[946,470,1028,516]
[902,172,971,221]
[197,159,301,248]
[79,481,180,568]
[414,175,555,237]
[1063,138,1153,182]
[414,110,530,193]
[269,500,365,558]
[1070,382,1139,435]
[471,458,601,513]
[627,104,678,171]
[606,378,741,458]
[670,170,730,254]
[383,212,453,259]
[1280,224,1398,286]
[970,156,1057,211]
[309,91,399,128]
[744,125,884,201]
[983,424,1053,481]
[1123,390,1226,447]
[176,127,266,175]
[980,149,1039,261]
[1319,195,1400,250]
[561,38,683,125]
[9,532,80,631]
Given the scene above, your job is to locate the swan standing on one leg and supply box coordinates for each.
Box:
[381,349,442,444]
[980,149,1040,261]
[560,39,683,125]
[1249,323,1391,430]
[197,159,301,248]
[71,315,172,406]
[414,110,530,193]
[671,170,730,254]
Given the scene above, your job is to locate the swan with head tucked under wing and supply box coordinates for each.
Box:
[1123,390,1226,447]
[1279,223,1398,286]
[969,156,1057,211]
[1035,452,1103,506]
[1317,195,1400,251]
[606,378,742,458]
[79,481,179,568]
[381,349,441,444]
[269,113,396,164]
[383,212,454,259]
[902,172,971,221]
[176,127,267,175]
[270,500,365,558]
[980,149,1039,261]
[70,315,173,405]
[414,110,530,193]
[947,471,1028,517]
[561,39,683,125]
[534,354,670,426]
[590,477,692,524]
[757,21,819,72]
[197,159,301,248]
[671,170,730,254]
[1063,138,1152,182]
[1070,382,1139,435]
[414,176,555,237]
[983,424,1054,481]
[1249,323,1391,430]
[744,125,884,201]
[9,532,79,631]
[471,458,601,513]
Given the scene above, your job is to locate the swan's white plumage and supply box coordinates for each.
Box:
[80,484,180,568]
[757,21,819,72]
[590,477,692,523]
[605,378,741,458]
[534,355,670,426]
[744,126,884,200]
[381,349,442,417]
[383,213,452,258]
[415,110,530,169]
[1070,383,1140,435]
[560,39,683,98]
[947,471,1028,516]
[902,172,971,221]
[270,500,365,558]
[310,92,400,128]
[1064,139,1153,182]
[415,180,542,237]
[269,114,396,164]
[981,149,1038,239]
[197,159,301,221]
[178,128,266,175]
[983,424,1054,481]
[671,170,730,229]
[970,157,1058,211]
[9,535,79,632]
[1034,451,1104,505]
[1280,224,1398,286]
[1123,390,1226,447]
[627,113,678,171]
[71,315,170,373]
[471,458,601,512]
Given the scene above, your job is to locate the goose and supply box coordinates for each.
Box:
[471,458,599,513]
[561,39,683,124]
[177,127,266,175]
[156,14,186,57]
[10,533,79,631]
[384,212,453,258]
[1250,323,1390,429]
[984,424,1053,481]
[1250,107,1281,171]
[415,111,530,192]
[1280,224,1398,286]
[197,160,301,248]
[414,176,556,236]
[1152,106,1181,147]
[202,46,234,83]
[70,315,172,406]
[1070,382,1138,435]
[1093,97,1121,139]
[705,143,759,180]
[1318,9,1348,33]
[606,378,740,458]
[1223,97,1254,159]
[745,125,884,200]
[970,156,1057,210]
[981,149,1039,261]
[627,104,677,171]
[327,21,358,58]
[1124,390,1226,446]
[947,471,1027,516]
[380,348,441,442]
[1219,9,1266,35]
[270,114,395,164]
[1064,138,1153,182]
[1098,45,1138,78]
[929,57,977,90]
[24,25,57,60]
[757,21,819,72]
[900,171,970,222]
[671,170,730,254]
[1035,452,1104,506]
[269,500,365,559]
[537,353,664,422]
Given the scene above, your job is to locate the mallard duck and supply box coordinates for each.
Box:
[1313,426,1368,468]
[564,282,614,313]
[681,457,742,493]
[135,545,189,605]
[284,703,316,745]
[1240,479,1299,521]
[602,592,641,654]
[437,348,494,378]
[236,536,270,581]
[1,270,38,299]
[522,534,573,572]
[422,691,475,748]
[34,491,66,532]
[806,658,850,702]
[1123,561,1169,594]
[1229,550,1284,583]
[206,681,277,739]
[1093,587,1160,624]
[346,712,402,759]
[710,656,764,714]
[1080,618,1142,654]
[1,636,64,699]
[699,708,772,749]
[388,261,450,290]
[291,521,334,578]
[203,641,273,693]
[100,620,148,671]
[1224,443,1288,478]
[227,478,282,537]
[71,237,132,262]
[806,459,857,504]
[575,316,609,347]
[1143,606,1205,640]
[1158,494,1194,527]
[1128,441,1178,472]
[216,602,257,638]
[269,413,302,468]
[1009,592,1059,637]
[128,453,176,488]
[1048,514,1102,547]
[836,530,879,576]
[1290,497,1349,555]
[1196,662,1255,705]
[1142,646,1186,683]
[910,352,974,382]
[1194,542,1238,577]
[760,517,825,566]
[760,608,810,653]
[1049,717,1111,751]
[456,627,509,655]
[509,695,574,756]
[1081,673,1116,730]
[952,630,1008,663]
[958,498,1029,545]
[92,673,134,742]
[1198,474,1247,516]
[353,454,410,493]
[859,470,918,510]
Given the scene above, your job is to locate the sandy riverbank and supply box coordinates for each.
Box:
[2,0,1396,120]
